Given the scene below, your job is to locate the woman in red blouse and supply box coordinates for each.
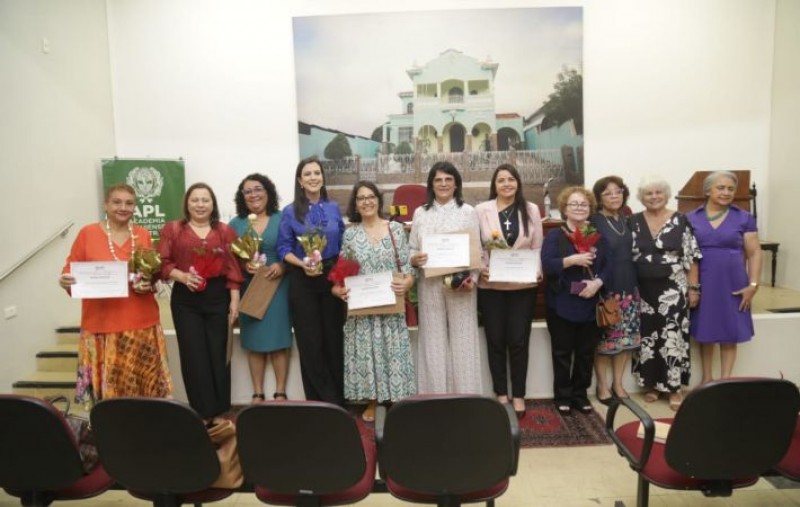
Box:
[159,182,243,421]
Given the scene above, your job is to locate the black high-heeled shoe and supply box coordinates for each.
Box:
[596,387,613,406]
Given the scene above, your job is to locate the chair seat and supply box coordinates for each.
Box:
[615,418,758,491]
[5,464,114,503]
[775,417,800,480]
[385,477,509,504]
[254,427,376,506]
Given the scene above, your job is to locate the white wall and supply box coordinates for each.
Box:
[767,0,800,290]
[0,0,116,392]
[1,0,796,392]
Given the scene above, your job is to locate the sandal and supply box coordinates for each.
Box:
[643,390,660,403]
[251,393,266,404]
[362,400,377,422]
[273,392,288,401]
[668,392,683,411]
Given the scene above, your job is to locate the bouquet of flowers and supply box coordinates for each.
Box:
[485,229,510,250]
[564,223,601,276]
[191,246,225,291]
[443,271,471,289]
[327,256,360,286]
[231,213,265,270]
[298,227,327,274]
[128,246,162,292]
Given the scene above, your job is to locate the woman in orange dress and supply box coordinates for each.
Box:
[58,183,173,409]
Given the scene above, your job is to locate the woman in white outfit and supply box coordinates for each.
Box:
[409,161,482,394]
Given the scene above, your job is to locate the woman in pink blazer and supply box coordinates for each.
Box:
[476,164,544,418]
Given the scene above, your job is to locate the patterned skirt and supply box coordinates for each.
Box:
[75,324,173,409]
[596,289,641,355]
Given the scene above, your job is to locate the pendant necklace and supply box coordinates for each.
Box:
[705,207,728,222]
[105,219,134,261]
[603,213,625,236]
[500,205,516,231]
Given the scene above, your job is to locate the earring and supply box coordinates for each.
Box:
[104,212,108,221]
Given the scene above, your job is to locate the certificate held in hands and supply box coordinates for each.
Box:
[423,229,481,278]
[239,265,282,320]
[70,261,129,299]
[488,249,541,284]
[346,271,404,317]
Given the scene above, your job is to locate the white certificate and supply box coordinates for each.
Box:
[423,233,470,268]
[70,261,129,299]
[488,249,540,284]
[345,271,396,310]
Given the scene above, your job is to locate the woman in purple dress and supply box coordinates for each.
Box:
[686,171,762,384]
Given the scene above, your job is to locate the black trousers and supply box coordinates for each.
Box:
[545,311,600,405]
[171,277,231,418]
[288,266,345,405]
[478,287,537,398]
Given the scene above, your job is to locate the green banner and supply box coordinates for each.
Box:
[101,159,185,242]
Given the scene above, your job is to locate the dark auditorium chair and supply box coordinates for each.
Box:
[0,394,114,506]
[90,398,233,507]
[775,414,800,481]
[390,184,427,223]
[375,395,520,507]
[606,377,800,507]
[236,401,376,506]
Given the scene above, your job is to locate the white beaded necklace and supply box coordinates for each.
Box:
[105,219,134,261]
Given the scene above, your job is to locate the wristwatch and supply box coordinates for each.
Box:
[688,283,701,291]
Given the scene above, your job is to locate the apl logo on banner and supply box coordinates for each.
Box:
[102,159,185,242]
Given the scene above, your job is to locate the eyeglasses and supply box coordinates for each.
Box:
[242,186,265,196]
[356,195,377,204]
[566,202,591,209]
[601,190,624,198]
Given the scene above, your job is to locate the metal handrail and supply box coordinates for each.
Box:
[0,221,74,282]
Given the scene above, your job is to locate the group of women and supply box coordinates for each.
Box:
[59,161,760,421]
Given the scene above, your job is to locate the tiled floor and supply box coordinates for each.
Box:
[2,392,799,507]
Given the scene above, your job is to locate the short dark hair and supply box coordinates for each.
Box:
[293,156,328,223]
[182,182,221,227]
[592,175,630,211]
[346,181,384,223]
[423,161,464,210]
[234,173,280,217]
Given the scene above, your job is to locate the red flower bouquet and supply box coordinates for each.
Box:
[327,257,360,286]
[564,223,601,253]
[191,246,225,291]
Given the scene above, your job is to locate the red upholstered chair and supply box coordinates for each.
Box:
[390,184,427,223]
[375,395,520,507]
[775,415,800,480]
[607,378,800,507]
[90,398,234,507]
[0,394,114,507]
[236,401,376,506]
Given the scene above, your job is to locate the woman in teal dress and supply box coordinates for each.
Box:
[230,174,292,402]
[331,181,416,422]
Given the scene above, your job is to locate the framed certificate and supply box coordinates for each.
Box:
[347,272,405,317]
[70,261,129,299]
[488,249,540,284]
[423,229,481,278]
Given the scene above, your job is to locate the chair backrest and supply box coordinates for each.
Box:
[380,395,516,495]
[236,401,367,495]
[90,398,220,494]
[0,395,85,491]
[665,378,800,479]
[391,184,427,222]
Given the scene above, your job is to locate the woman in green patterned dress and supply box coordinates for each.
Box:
[332,181,416,421]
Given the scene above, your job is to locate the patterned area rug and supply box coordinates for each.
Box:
[518,399,612,448]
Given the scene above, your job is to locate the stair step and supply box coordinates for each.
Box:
[36,344,79,372]
[12,371,76,400]
[56,326,80,345]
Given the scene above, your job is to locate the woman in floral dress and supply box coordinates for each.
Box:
[332,181,416,421]
[630,177,701,411]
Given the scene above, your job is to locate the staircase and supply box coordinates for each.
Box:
[12,327,78,400]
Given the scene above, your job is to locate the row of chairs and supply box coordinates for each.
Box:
[0,394,519,507]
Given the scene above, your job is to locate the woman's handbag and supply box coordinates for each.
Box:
[206,419,244,489]
[46,396,98,472]
[387,223,418,327]
[596,294,621,328]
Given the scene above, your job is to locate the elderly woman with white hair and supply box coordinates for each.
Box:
[630,176,701,411]
[686,171,761,383]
